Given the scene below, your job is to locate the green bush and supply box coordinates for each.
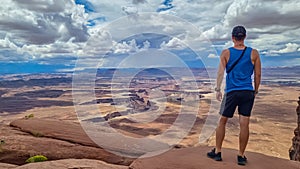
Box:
[0,139,5,153]
[0,140,5,145]
[25,114,34,119]
[30,131,44,137]
[25,155,48,163]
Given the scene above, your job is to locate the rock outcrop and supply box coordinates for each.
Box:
[15,159,128,169]
[2,146,299,169]
[130,146,300,169]
[290,96,300,161]
[8,119,133,166]
[0,163,17,169]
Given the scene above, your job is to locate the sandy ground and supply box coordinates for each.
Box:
[130,146,300,169]
[0,83,299,165]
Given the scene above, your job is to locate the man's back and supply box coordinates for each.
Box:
[225,47,254,93]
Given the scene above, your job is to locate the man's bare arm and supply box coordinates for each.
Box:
[253,49,261,94]
[215,49,229,101]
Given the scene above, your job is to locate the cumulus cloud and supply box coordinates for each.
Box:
[160,37,186,50]
[270,43,300,54]
[112,39,152,54]
[0,36,18,50]
[142,40,151,50]
[0,0,300,68]
[0,0,88,60]
[207,53,218,58]
[202,0,300,56]
[112,39,139,54]
[7,0,88,43]
[122,6,138,16]
[225,0,300,29]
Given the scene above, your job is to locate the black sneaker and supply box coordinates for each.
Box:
[237,155,247,165]
[207,148,222,161]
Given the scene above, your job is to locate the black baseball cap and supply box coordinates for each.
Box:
[232,25,246,38]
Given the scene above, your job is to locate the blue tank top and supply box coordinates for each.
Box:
[225,47,254,93]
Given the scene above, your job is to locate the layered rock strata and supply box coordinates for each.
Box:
[289,96,300,161]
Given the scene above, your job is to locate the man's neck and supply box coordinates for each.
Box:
[233,42,245,49]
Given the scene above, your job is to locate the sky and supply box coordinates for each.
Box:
[0,0,300,74]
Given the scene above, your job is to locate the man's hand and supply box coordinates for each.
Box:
[216,91,222,101]
[254,91,258,97]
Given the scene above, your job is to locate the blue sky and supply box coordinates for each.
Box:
[0,0,299,74]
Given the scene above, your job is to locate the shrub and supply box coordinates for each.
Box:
[25,114,34,119]
[0,139,5,153]
[30,131,44,137]
[0,140,5,145]
[25,155,48,163]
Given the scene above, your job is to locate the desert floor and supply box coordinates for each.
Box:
[0,83,299,165]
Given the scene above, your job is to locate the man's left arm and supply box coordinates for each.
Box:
[253,49,261,96]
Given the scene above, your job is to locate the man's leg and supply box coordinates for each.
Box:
[216,116,228,153]
[238,115,250,156]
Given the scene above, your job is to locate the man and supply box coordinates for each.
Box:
[207,25,261,166]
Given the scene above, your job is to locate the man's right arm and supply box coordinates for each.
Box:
[215,49,229,101]
[253,49,261,95]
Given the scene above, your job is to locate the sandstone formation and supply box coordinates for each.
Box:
[0,163,17,169]
[14,159,128,169]
[2,146,299,169]
[2,118,300,169]
[9,118,100,147]
[130,146,300,169]
[290,96,300,161]
[7,119,133,166]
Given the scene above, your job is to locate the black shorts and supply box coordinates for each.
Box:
[220,90,255,118]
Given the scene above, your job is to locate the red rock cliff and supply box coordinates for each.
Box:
[289,96,300,161]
